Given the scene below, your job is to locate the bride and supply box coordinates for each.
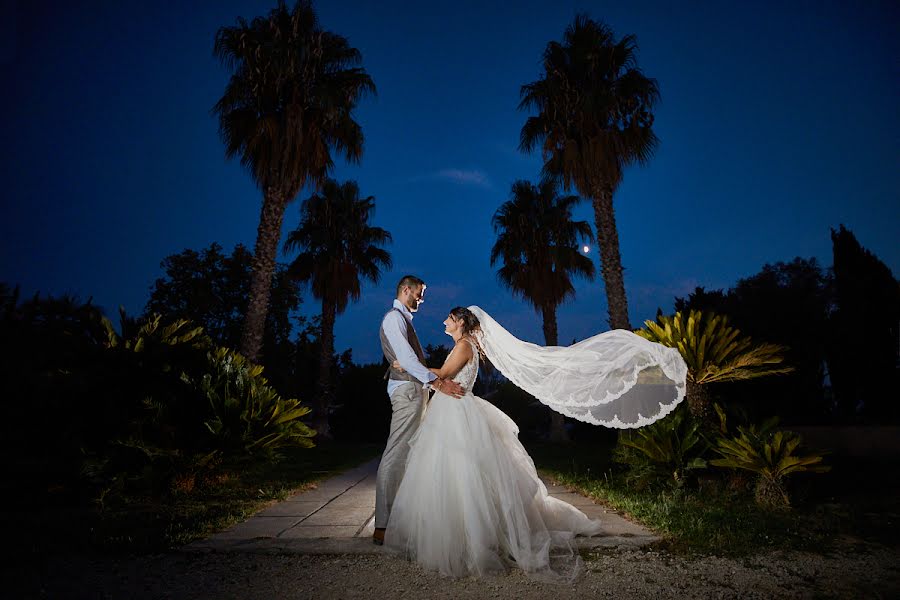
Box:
[384,306,687,579]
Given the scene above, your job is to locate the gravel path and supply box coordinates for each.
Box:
[12,542,899,599]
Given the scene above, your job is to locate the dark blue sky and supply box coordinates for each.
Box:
[2,1,898,364]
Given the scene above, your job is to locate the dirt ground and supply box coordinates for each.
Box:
[10,540,900,599]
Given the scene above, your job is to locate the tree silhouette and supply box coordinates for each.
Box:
[284,179,392,438]
[213,0,375,362]
[145,243,299,352]
[491,179,594,441]
[828,225,899,422]
[520,15,659,330]
[675,259,832,424]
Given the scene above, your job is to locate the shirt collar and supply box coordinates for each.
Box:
[393,298,414,320]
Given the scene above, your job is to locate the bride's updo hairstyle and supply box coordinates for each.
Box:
[450,306,488,361]
[449,306,480,336]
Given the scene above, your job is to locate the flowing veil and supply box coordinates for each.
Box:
[468,306,688,428]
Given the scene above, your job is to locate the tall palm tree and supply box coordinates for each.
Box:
[519,15,660,331]
[284,179,392,439]
[491,179,595,442]
[213,0,375,362]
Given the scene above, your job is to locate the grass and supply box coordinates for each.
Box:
[9,442,381,557]
[527,440,900,557]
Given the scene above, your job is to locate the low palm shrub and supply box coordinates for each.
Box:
[613,405,708,489]
[710,420,830,508]
[192,347,316,454]
[81,312,316,500]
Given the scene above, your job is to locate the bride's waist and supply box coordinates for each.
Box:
[431,389,474,400]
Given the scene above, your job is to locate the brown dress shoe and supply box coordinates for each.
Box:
[373,528,385,545]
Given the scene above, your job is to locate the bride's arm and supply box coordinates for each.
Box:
[429,341,473,380]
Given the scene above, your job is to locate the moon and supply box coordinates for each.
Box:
[582,245,590,253]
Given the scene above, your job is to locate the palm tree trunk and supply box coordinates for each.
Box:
[541,304,570,443]
[686,380,711,425]
[541,304,559,347]
[315,297,337,440]
[591,185,631,330]
[240,187,287,363]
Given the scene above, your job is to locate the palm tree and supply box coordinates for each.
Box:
[213,0,376,362]
[491,179,595,442]
[519,15,660,331]
[284,179,392,439]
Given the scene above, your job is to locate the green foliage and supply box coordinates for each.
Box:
[192,347,316,454]
[710,423,830,508]
[541,466,827,557]
[86,313,316,497]
[0,296,317,503]
[96,309,213,455]
[144,242,300,352]
[613,405,708,488]
[674,258,833,425]
[637,309,794,385]
[103,310,206,351]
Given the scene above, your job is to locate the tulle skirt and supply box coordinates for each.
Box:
[384,390,603,579]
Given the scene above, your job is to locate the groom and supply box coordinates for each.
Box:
[373,275,464,545]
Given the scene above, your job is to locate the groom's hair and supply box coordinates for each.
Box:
[396,275,425,296]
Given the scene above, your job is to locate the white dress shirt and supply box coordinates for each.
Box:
[383,299,437,395]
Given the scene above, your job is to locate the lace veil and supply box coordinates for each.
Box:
[468,305,687,429]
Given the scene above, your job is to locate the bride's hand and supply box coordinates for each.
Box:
[392,360,406,373]
[436,378,465,398]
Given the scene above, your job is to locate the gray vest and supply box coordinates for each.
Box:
[380,307,426,381]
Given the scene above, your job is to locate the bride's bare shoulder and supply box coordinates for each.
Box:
[454,338,474,358]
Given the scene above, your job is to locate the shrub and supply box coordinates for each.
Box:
[84,312,315,500]
[192,347,316,455]
[613,404,708,489]
[710,423,830,508]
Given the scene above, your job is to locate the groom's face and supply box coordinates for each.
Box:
[403,284,426,312]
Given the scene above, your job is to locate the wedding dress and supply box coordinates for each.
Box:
[384,306,687,579]
[384,337,603,579]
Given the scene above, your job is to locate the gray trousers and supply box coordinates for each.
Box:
[374,381,425,528]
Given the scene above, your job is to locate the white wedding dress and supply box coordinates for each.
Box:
[384,338,603,579]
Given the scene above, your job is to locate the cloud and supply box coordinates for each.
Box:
[409,168,492,189]
[435,169,491,187]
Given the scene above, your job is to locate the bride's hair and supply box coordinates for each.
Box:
[449,306,479,335]
[449,306,486,359]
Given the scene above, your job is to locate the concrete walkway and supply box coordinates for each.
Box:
[186,458,659,555]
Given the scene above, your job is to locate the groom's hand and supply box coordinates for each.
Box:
[437,378,465,398]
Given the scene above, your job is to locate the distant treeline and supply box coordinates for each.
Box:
[672,225,898,425]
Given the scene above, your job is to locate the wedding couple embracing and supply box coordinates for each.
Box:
[374,275,689,580]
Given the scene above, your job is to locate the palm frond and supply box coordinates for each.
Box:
[212,0,376,195]
[491,179,595,313]
[637,309,795,384]
[519,15,658,197]
[283,178,392,315]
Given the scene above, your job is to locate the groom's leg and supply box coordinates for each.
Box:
[374,382,424,529]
